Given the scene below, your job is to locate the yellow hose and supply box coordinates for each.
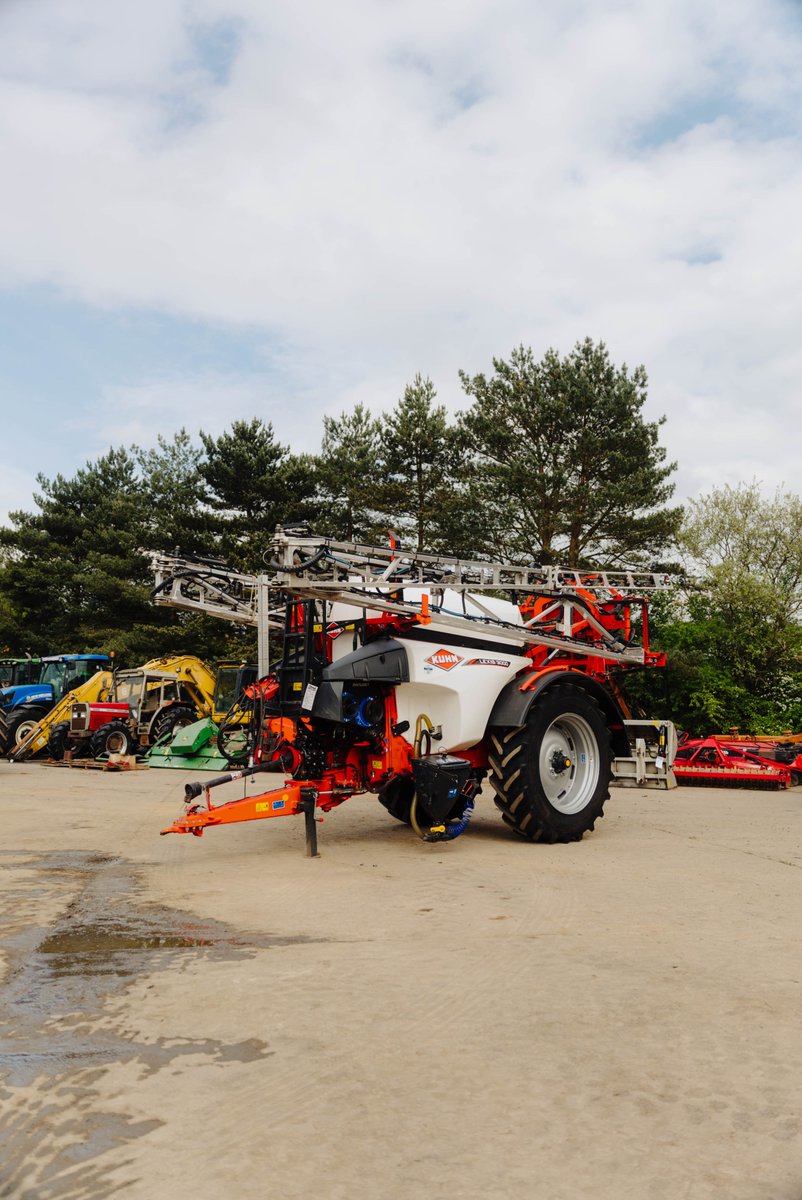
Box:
[410,714,435,840]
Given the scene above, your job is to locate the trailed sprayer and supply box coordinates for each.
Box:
[153,529,676,854]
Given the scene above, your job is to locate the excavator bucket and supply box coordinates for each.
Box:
[146,718,233,771]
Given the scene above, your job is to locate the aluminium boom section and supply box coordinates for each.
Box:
[269,530,672,596]
[269,532,668,664]
[271,580,645,665]
[151,556,266,626]
[150,555,283,676]
[151,537,671,668]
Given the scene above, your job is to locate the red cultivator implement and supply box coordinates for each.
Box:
[673,736,800,789]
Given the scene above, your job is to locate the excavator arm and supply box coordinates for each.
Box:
[8,671,114,762]
[138,655,219,717]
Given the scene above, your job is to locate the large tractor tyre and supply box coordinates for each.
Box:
[47,721,72,761]
[488,682,611,843]
[5,706,50,754]
[89,720,135,759]
[150,706,196,745]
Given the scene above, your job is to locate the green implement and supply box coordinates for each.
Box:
[146,718,233,772]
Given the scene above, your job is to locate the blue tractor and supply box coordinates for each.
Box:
[0,654,111,753]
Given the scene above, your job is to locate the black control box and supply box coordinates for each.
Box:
[411,755,472,822]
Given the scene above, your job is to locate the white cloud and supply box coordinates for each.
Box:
[87,371,321,454]
[1,0,802,514]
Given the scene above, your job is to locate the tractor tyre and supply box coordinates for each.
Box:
[377,775,467,826]
[150,706,196,745]
[378,776,415,823]
[47,721,71,761]
[488,682,611,843]
[5,706,50,755]
[89,720,135,759]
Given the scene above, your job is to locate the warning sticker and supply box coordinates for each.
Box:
[256,797,288,813]
[424,648,464,671]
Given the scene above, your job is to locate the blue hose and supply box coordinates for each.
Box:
[445,798,475,839]
[424,798,475,842]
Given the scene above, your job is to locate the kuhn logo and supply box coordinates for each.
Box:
[425,648,464,671]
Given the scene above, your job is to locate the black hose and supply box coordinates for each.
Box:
[293,547,329,572]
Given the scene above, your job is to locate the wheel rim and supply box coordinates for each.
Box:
[106,731,128,754]
[14,720,38,745]
[538,712,600,814]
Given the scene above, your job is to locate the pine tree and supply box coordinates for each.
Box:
[458,339,680,566]
[136,429,213,558]
[0,449,153,657]
[199,418,316,569]
[379,376,461,552]
[313,404,383,541]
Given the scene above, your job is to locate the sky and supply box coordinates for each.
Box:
[1,0,801,525]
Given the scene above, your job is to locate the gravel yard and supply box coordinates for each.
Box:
[2,760,802,1200]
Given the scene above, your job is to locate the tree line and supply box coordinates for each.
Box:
[630,482,802,735]
[1,337,800,734]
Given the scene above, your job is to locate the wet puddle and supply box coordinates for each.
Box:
[0,849,327,1197]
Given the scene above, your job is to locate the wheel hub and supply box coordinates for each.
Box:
[538,712,600,814]
[550,749,572,774]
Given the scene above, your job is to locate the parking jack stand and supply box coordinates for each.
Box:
[299,787,321,857]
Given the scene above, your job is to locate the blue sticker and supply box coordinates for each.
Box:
[272,800,286,811]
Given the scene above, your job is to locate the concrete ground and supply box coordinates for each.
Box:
[1,760,802,1200]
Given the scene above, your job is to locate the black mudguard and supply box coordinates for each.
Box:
[487,670,630,756]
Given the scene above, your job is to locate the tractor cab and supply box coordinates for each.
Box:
[38,655,110,702]
[113,669,186,732]
[70,668,200,744]
[0,658,42,689]
[0,653,109,711]
[211,661,258,723]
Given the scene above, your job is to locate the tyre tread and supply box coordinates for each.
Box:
[490,681,611,843]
